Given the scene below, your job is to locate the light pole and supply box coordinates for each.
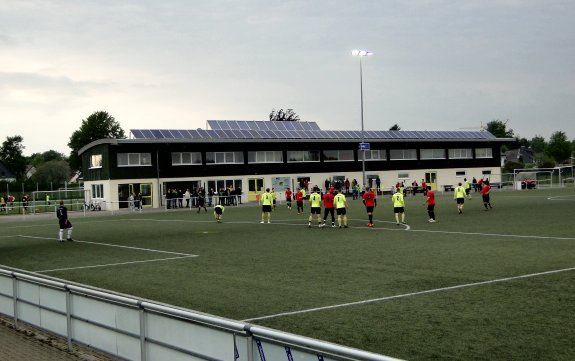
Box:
[352,49,373,190]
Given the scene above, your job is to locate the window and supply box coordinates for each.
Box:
[248,151,283,163]
[398,172,410,179]
[449,149,472,159]
[475,148,493,159]
[482,170,492,176]
[206,152,244,164]
[91,184,104,198]
[456,171,466,177]
[390,149,417,160]
[359,149,387,161]
[117,153,152,167]
[89,154,102,168]
[287,150,320,162]
[323,150,354,161]
[172,152,202,165]
[420,149,446,160]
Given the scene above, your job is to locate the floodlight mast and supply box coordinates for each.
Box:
[352,49,373,190]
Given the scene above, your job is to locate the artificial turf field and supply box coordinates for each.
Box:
[1,187,574,361]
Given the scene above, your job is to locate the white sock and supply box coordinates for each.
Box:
[59,229,64,241]
[67,227,73,239]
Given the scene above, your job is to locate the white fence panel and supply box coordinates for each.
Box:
[146,312,239,360]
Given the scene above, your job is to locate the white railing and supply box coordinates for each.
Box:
[0,268,403,361]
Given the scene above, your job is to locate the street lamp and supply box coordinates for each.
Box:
[352,49,373,190]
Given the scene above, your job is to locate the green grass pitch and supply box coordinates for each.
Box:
[1,188,574,361]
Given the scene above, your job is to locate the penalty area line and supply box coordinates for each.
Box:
[242,266,575,322]
[35,255,197,273]
[17,235,198,256]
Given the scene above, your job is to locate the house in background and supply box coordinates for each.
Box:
[503,146,537,166]
[0,160,16,182]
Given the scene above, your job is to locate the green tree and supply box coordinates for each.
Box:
[31,160,71,188]
[389,124,401,131]
[485,119,514,138]
[269,108,300,121]
[503,160,524,173]
[29,150,66,167]
[530,135,546,154]
[68,111,126,170]
[0,135,27,179]
[546,131,572,163]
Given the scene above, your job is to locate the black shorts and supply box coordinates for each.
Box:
[214,207,223,215]
[456,198,465,204]
[465,189,470,195]
[336,208,346,215]
[394,207,404,214]
[262,205,272,212]
[297,201,303,207]
[311,207,321,215]
[59,219,72,229]
[427,204,435,212]
[482,195,490,202]
[365,206,374,213]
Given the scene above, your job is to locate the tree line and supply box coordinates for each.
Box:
[485,119,574,172]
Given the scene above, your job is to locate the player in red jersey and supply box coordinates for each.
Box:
[321,190,336,227]
[362,187,377,227]
[285,187,293,209]
[423,185,436,222]
[295,188,304,214]
[481,182,493,210]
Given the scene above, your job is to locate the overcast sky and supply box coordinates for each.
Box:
[2,0,574,156]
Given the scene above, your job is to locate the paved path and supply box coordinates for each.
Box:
[0,317,118,361]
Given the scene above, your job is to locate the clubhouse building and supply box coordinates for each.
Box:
[78,120,512,209]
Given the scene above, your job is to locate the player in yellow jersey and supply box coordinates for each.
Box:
[214,204,224,223]
[392,187,406,225]
[260,188,273,223]
[334,190,348,228]
[308,187,322,228]
[454,182,466,214]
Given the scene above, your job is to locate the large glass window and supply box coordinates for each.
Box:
[420,149,446,160]
[117,153,152,167]
[89,154,102,168]
[323,150,354,161]
[206,152,244,164]
[360,149,386,161]
[287,150,320,162]
[172,152,202,165]
[247,151,283,163]
[390,149,417,160]
[449,148,473,159]
[475,148,493,159]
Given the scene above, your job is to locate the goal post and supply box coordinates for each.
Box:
[31,188,91,214]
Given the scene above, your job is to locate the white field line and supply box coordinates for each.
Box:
[547,195,575,201]
[242,266,575,322]
[17,235,198,256]
[35,255,197,273]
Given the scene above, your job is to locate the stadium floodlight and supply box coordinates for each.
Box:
[352,49,373,190]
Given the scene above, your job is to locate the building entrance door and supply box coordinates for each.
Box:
[248,178,264,202]
[425,172,437,191]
